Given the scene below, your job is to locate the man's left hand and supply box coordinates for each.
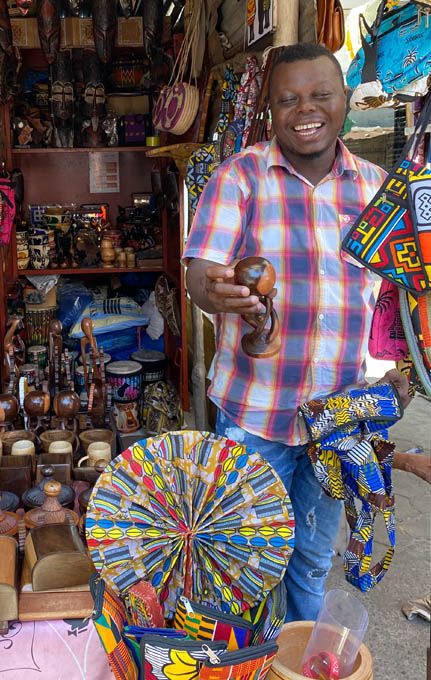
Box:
[378,368,412,409]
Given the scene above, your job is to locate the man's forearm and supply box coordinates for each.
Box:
[185,258,220,314]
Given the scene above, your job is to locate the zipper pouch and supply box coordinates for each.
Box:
[140,634,227,680]
[89,574,138,680]
[124,579,165,628]
[199,640,278,680]
[174,596,253,651]
[122,627,187,674]
[242,582,287,646]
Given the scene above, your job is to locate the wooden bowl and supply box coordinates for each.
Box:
[1,430,36,456]
[40,429,77,454]
[79,429,113,455]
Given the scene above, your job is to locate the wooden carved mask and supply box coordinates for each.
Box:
[91,0,117,65]
[37,0,60,64]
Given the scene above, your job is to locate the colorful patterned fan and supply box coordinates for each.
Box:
[86,431,294,619]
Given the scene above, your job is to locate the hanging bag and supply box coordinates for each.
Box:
[151,2,201,136]
[342,91,431,296]
[346,0,431,110]
[316,0,345,53]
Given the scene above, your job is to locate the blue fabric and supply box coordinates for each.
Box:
[346,4,431,94]
[216,410,342,623]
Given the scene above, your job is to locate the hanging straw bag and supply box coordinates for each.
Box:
[152,1,201,135]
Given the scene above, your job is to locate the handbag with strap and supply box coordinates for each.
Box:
[399,289,431,396]
[317,0,345,53]
[342,91,431,295]
[368,279,409,361]
[298,382,403,592]
[346,0,431,110]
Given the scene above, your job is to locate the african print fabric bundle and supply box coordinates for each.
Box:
[298,382,403,592]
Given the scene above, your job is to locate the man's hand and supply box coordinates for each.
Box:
[186,258,266,315]
[378,368,412,409]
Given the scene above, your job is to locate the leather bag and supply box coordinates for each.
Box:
[317,0,345,53]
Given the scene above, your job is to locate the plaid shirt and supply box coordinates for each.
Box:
[183,137,387,445]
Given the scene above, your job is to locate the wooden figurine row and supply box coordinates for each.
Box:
[1,316,111,431]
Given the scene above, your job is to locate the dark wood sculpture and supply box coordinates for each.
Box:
[36,0,60,64]
[91,0,117,65]
[16,0,34,15]
[24,479,79,528]
[234,256,281,358]
[53,389,80,430]
[142,0,162,61]
[49,318,62,394]
[0,0,13,55]
[23,390,50,433]
[80,317,106,426]
[0,393,19,431]
[4,317,25,392]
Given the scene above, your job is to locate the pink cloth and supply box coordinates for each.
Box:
[0,619,111,679]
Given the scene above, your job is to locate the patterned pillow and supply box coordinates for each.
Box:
[70,297,149,338]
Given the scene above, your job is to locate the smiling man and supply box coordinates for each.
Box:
[183,43,410,621]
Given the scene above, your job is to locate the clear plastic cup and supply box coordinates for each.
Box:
[301,589,369,678]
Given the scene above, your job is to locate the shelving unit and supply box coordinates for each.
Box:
[18,262,163,276]
[0,31,189,410]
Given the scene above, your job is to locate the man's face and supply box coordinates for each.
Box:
[269,57,346,163]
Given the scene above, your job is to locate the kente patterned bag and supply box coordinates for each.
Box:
[342,91,431,295]
[140,634,227,680]
[90,574,138,680]
[123,627,187,675]
[242,581,287,646]
[298,382,403,592]
[198,640,278,680]
[124,578,165,628]
[173,596,253,651]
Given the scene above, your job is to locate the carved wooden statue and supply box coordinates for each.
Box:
[234,256,281,358]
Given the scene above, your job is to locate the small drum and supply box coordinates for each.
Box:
[20,364,38,385]
[113,399,140,433]
[106,360,142,403]
[130,350,165,385]
[78,352,112,366]
[27,345,47,381]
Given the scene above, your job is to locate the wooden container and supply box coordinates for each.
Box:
[39,429,78,454]
[36,453,72,485]
[0,455,32,497]
[79,429,113,455]
[1,430,36,456]
[0,535,18,627]
[267,622,373,680]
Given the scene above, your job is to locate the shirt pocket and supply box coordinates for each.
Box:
[338,213,364,269]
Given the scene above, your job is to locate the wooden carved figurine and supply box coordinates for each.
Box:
[23,389,50,433]
[91,0,117,65]
[36,0,60,64]
[24,479,79,528]
[234,256,281,358]
[49,318,62,394]
[53,389,80,430]
[4,317,25,391]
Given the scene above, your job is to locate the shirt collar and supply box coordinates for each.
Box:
[267,136,359,180]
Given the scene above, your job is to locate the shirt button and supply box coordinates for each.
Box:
[320,269,325,275]
[318,314,324,320]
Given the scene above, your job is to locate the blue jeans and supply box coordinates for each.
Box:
[216,410,342,622]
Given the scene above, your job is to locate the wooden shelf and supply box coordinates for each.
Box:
[18,261,163,275]
[12,146,153,154]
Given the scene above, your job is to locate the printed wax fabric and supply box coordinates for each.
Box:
[186,64,238,215]
[90,574,138,680]
[86,431,294,619]
[298,382,403,592]
[368,279,409,361]
[342,91,431,295]
[0,618,110,680]
[242,581,287,646]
